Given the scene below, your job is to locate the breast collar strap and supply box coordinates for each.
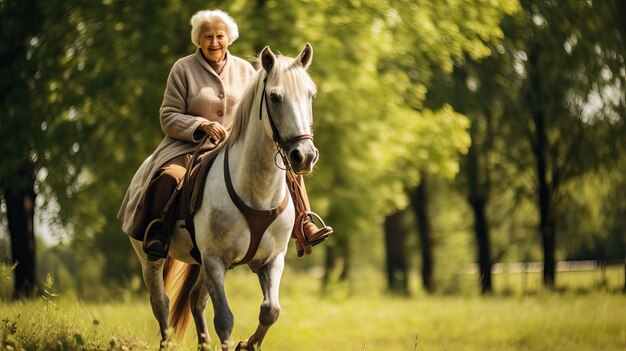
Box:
[224,146,290,267]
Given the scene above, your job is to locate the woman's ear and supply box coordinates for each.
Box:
[296,43,313,69]
[261,46,276,72]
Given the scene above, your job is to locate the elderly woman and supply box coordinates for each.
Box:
[118,9,331,261]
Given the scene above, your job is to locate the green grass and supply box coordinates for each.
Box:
[1,267,625,351]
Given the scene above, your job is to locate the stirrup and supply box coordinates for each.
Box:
[301,211,333,246]
[143,219,171,261]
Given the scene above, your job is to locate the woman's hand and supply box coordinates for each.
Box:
[199,121,226,142]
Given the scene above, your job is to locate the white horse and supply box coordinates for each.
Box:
[129,44,319,351]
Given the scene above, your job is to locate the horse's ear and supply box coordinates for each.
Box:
[261,46,276,72]
[297,43,313,69]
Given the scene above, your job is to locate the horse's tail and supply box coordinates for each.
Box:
[163,257,200,338]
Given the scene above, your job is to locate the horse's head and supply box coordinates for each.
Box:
[260,44,319,175]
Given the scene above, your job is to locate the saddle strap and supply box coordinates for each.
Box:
[224,147,290,267]
[182,135,218,263]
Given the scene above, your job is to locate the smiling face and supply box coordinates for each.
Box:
[199,21,229,62]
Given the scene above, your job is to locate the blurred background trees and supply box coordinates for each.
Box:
[1,0,624,299]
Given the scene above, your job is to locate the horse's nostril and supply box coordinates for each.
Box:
[289,149,303,166]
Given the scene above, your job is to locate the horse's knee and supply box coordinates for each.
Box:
[259,301,280,326]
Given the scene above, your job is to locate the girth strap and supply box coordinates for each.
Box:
[224,147,290,267]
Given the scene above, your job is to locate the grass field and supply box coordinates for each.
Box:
[1,266,625,351]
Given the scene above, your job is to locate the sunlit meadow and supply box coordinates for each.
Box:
[1,266,624,351]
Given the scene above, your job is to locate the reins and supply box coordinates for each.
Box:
[259,76,313,171]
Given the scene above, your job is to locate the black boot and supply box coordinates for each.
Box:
[143,219,171,261]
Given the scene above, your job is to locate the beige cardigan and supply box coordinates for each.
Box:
[118,49,255,237]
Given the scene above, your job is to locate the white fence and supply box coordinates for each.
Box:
[465,260,606,274]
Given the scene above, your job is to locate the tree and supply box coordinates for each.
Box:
[516,0,625,288]
[410,175,435,293]
[421,0,626,293]
[424,60,496,294]
[307,0,517,289]
[383,211,409,295]
[0,0,208,295]
[384,0,518,294]
[0,0,85,298]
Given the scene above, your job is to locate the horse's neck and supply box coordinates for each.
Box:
[228,93,286,208]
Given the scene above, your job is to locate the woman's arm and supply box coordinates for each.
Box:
[159,62,208,143]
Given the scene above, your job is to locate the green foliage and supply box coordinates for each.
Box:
[423,0,626,273]
[504,0,626,263]
[234,1,518,279]
[559,164,626,261]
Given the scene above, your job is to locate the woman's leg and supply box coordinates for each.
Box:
[143,155,188,260]
[286,172,333,257]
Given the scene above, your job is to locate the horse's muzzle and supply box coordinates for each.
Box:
[287,140,318,174]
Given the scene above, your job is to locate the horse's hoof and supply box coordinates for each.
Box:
[159,339,173,350]
[235,340,249,351]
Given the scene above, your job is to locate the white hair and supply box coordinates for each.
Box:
[190,9,239,47]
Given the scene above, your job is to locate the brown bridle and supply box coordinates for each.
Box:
[259,77,314,171]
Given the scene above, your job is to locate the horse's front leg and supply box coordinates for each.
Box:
[204,256,234,351]
[237,253,285,351]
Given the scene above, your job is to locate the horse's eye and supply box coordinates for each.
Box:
[270,92,282,102]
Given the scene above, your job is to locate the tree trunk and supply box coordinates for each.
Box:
[0,0,44,299]
[384,211,408,295]
[322,244,336,293]
[528,46,557,290]
[1,160,38,298]
[410,175,435,294]
[322,211,351,291]
[536,118,556,289]
[468,195,493,294]
[467,140,493,294]
[322,238,351,291]
[465,114,493,294]
[338,234,350,282]
[451,58,495,294]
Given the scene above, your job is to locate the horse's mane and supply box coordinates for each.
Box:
[224,53,317,147]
